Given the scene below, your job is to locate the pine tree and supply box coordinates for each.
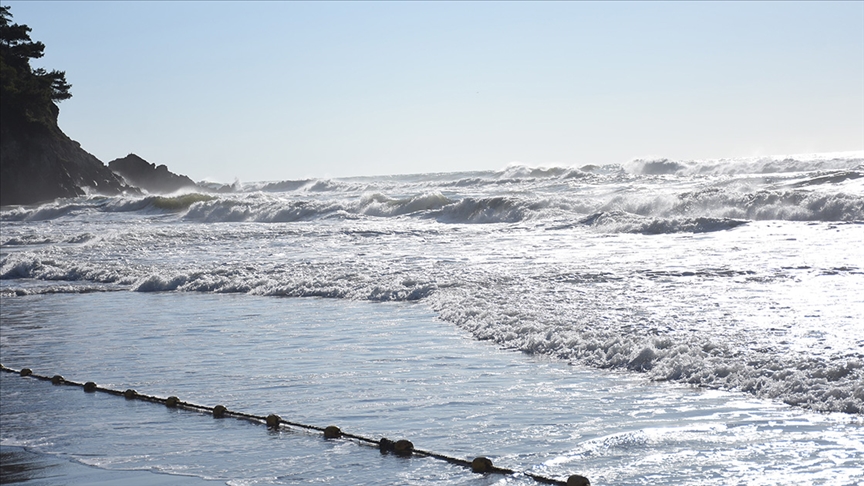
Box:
[1,5,72,125]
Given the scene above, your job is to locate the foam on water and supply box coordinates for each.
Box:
[1,153,863,417]
[1,293,862,485]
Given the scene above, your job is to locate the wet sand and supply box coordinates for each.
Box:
[0,446,221,485]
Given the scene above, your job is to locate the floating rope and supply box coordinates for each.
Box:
[0,364,590,486]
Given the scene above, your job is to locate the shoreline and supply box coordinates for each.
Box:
[0,445,222,485]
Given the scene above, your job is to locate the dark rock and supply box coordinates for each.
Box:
[108,153,197,194]
[0,103,136,206]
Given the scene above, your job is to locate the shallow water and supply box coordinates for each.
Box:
[0,445,215,485]
[2,292,862,485]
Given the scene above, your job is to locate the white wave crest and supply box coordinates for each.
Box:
[626,152,864,177]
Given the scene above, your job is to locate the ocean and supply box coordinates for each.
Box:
[1,153,863,485]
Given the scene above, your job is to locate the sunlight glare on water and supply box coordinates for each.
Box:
[1,292,862,485]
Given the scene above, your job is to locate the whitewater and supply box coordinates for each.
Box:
[2,152,863,485]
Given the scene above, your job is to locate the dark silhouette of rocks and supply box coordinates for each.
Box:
[1,6,135,206]
[1,102,136,206]
[108,154,197,194]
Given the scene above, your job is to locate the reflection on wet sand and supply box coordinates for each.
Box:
[0,446,218,485]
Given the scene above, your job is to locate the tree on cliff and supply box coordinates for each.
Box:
[1,5,72,125]
[1,5,133,206]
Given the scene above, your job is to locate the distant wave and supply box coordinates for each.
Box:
[4,189,860,227]
[0,201,97,221]
[260,179,313,192]
[430,196,530,224]
[3,154,862,226]
[0,194,215,221]
[497,164,598,181]
[578,212,749,234]
[238,152,864,194]
[624,152,864,177]
[254,178,373,194]
[2,235,55,246]
[358,192,452,217]
[601,186,864,223]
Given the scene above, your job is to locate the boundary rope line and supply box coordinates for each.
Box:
[0,364,590,486]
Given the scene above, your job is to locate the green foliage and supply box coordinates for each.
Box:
[1,5,72,125]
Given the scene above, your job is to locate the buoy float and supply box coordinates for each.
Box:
[124,389,137,399]
[165,396,180,408]
[266,414,281,428]
[324,425,342,439]
[51,375,64,385]
[213,405,227,418]
[567,474,591,486]
[83,381,97,393]
[393,439,414,457]
[379,437,395,453]
[471,456,494,473]
[20,368,32,377]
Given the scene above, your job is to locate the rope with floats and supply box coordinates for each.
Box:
[0,364,590,486]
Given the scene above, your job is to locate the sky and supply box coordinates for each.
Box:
[6,1,864,183]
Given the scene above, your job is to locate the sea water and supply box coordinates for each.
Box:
[1,153,863,485]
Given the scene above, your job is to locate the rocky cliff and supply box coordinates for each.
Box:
[108,154,197,194]
[1,6,137,206]
[0,103,135,206]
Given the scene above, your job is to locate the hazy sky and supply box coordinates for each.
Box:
[8,1,864,183]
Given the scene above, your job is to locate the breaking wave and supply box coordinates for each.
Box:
[2,249,862,414]
[3,152,862,226]
[624,152,864,177]
[3,187,860,227]
[578,212,749,234]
